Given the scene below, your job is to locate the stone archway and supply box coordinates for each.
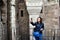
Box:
[26,0,43,40]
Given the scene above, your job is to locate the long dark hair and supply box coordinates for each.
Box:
[37,17,42,23]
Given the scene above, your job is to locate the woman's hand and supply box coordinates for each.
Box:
[40,28,43,31]
[30,18,33,23]
[31,18,33,22]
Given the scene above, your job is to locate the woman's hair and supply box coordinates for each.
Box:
[37,17,42,23]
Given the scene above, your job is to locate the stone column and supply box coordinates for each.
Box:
[0,0,8,40]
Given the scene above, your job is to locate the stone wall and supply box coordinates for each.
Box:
[19,3,29,40]
[43,4,59,29]
[16,0,29,40]
[0,22,3,40]
[41,3,59,37]
[1,0,7,40]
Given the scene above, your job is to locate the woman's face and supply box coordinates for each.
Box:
[37,18,41,22]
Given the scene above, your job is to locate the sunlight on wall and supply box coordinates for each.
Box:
[10,0,16,40]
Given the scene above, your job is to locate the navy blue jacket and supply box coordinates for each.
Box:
[31,22,44,33]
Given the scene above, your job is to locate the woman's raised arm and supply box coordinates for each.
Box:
[30,18,36,26]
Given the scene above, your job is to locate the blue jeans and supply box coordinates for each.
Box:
[33,31,42,40]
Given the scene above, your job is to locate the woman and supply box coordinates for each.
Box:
[30,17,44,40]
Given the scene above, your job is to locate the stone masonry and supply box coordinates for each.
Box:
[43,4,59,29]
[0,0,7,40]
[0,0,60,40]
[41,3,59,37]
[16,0,29,40]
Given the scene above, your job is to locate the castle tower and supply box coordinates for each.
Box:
[16,0,29,40]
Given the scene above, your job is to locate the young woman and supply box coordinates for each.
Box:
[30,17,44,40]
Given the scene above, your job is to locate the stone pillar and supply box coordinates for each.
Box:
[7,0,17,40]
[2,0,7,40]
[16,0,29,40]
[0,0,7,40]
